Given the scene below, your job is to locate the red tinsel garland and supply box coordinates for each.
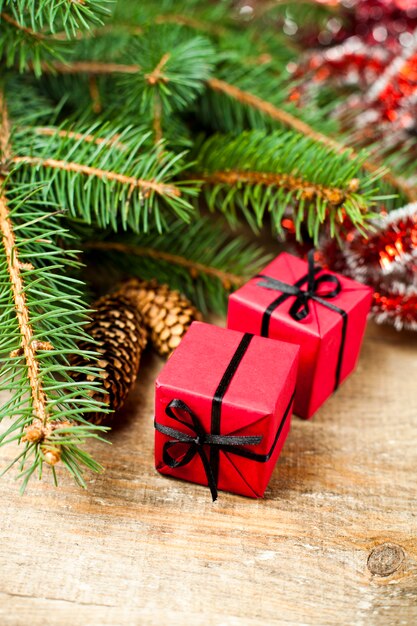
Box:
[318,204,417,330]
[344,203,417,281]
[292,1,417,147]
[372,284,417,330]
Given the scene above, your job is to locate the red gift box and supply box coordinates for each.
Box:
[154,322,299,500]
[227,251,373,419]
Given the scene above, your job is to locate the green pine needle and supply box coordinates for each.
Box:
[195,130,387,241]
[0,0,111,36]
[11,119,199,233]
[0,0,111,74]
[81,216,270,314]
[117,25,217,117]
[199,61,340,136]
[0,179,109,490]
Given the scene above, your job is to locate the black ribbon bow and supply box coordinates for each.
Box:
[257,249,341,322]
[257,249,348,391]
[155,398,263,502]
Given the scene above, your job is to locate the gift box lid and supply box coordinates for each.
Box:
[230,252,373,338]
[156,322,299,436]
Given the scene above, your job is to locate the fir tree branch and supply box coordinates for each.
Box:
[207,77,341,146]
[0,92,48,426]
[83,240,246,289]
[206,78,414,200]
[0,11,48,40]
[11,120,196,231]
[199,170,354,208]
[39,25,217,122]
[0,197,50,421]
[0,176,109,488]
[1,0,110,37]
[196,130,386,240]
[0,85,110,490]
[38,60,140,74]
[32,126,126,150]
[0,0,111,73]
[12,156,182,198]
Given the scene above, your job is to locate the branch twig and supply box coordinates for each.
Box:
[208,78,344,148]
[153,95,163,145]
[0,11,47,40]
[0,91,48,425]
[145,53,170,85]
[88,75,102,114]
[199,169,355,206]
[32,127,127,151]
[206,78,416,200]
[39,61,140,74]
[83,241,245,288]
[12,156,181,198]
[145,53,172,146]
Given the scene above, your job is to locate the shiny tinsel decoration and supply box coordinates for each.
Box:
[291,1,417,150]
[318,203,417,331]
[344,203,417,282]
[372,283,417,330]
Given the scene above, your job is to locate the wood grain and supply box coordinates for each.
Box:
[0,321,416,626]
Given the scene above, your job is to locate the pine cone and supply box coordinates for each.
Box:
[71,293,148,425]
[118,279,202,357]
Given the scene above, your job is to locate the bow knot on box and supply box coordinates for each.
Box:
[256,249,347,390]
[257,249,342,322]
[155,397,263,502]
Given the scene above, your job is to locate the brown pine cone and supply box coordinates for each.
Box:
[118,279,202,357]
[71,293,148,425]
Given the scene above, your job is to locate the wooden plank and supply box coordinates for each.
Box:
[0,321,416,626]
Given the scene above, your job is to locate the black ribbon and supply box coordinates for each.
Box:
[155,333,295,501]
[257,249,348,391]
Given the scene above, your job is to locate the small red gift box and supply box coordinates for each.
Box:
[227,251,373,419]
[154,322,299,500]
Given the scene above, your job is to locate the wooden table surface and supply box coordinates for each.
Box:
[0,321,416,626]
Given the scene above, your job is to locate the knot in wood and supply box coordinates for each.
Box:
[367,543,405,577]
